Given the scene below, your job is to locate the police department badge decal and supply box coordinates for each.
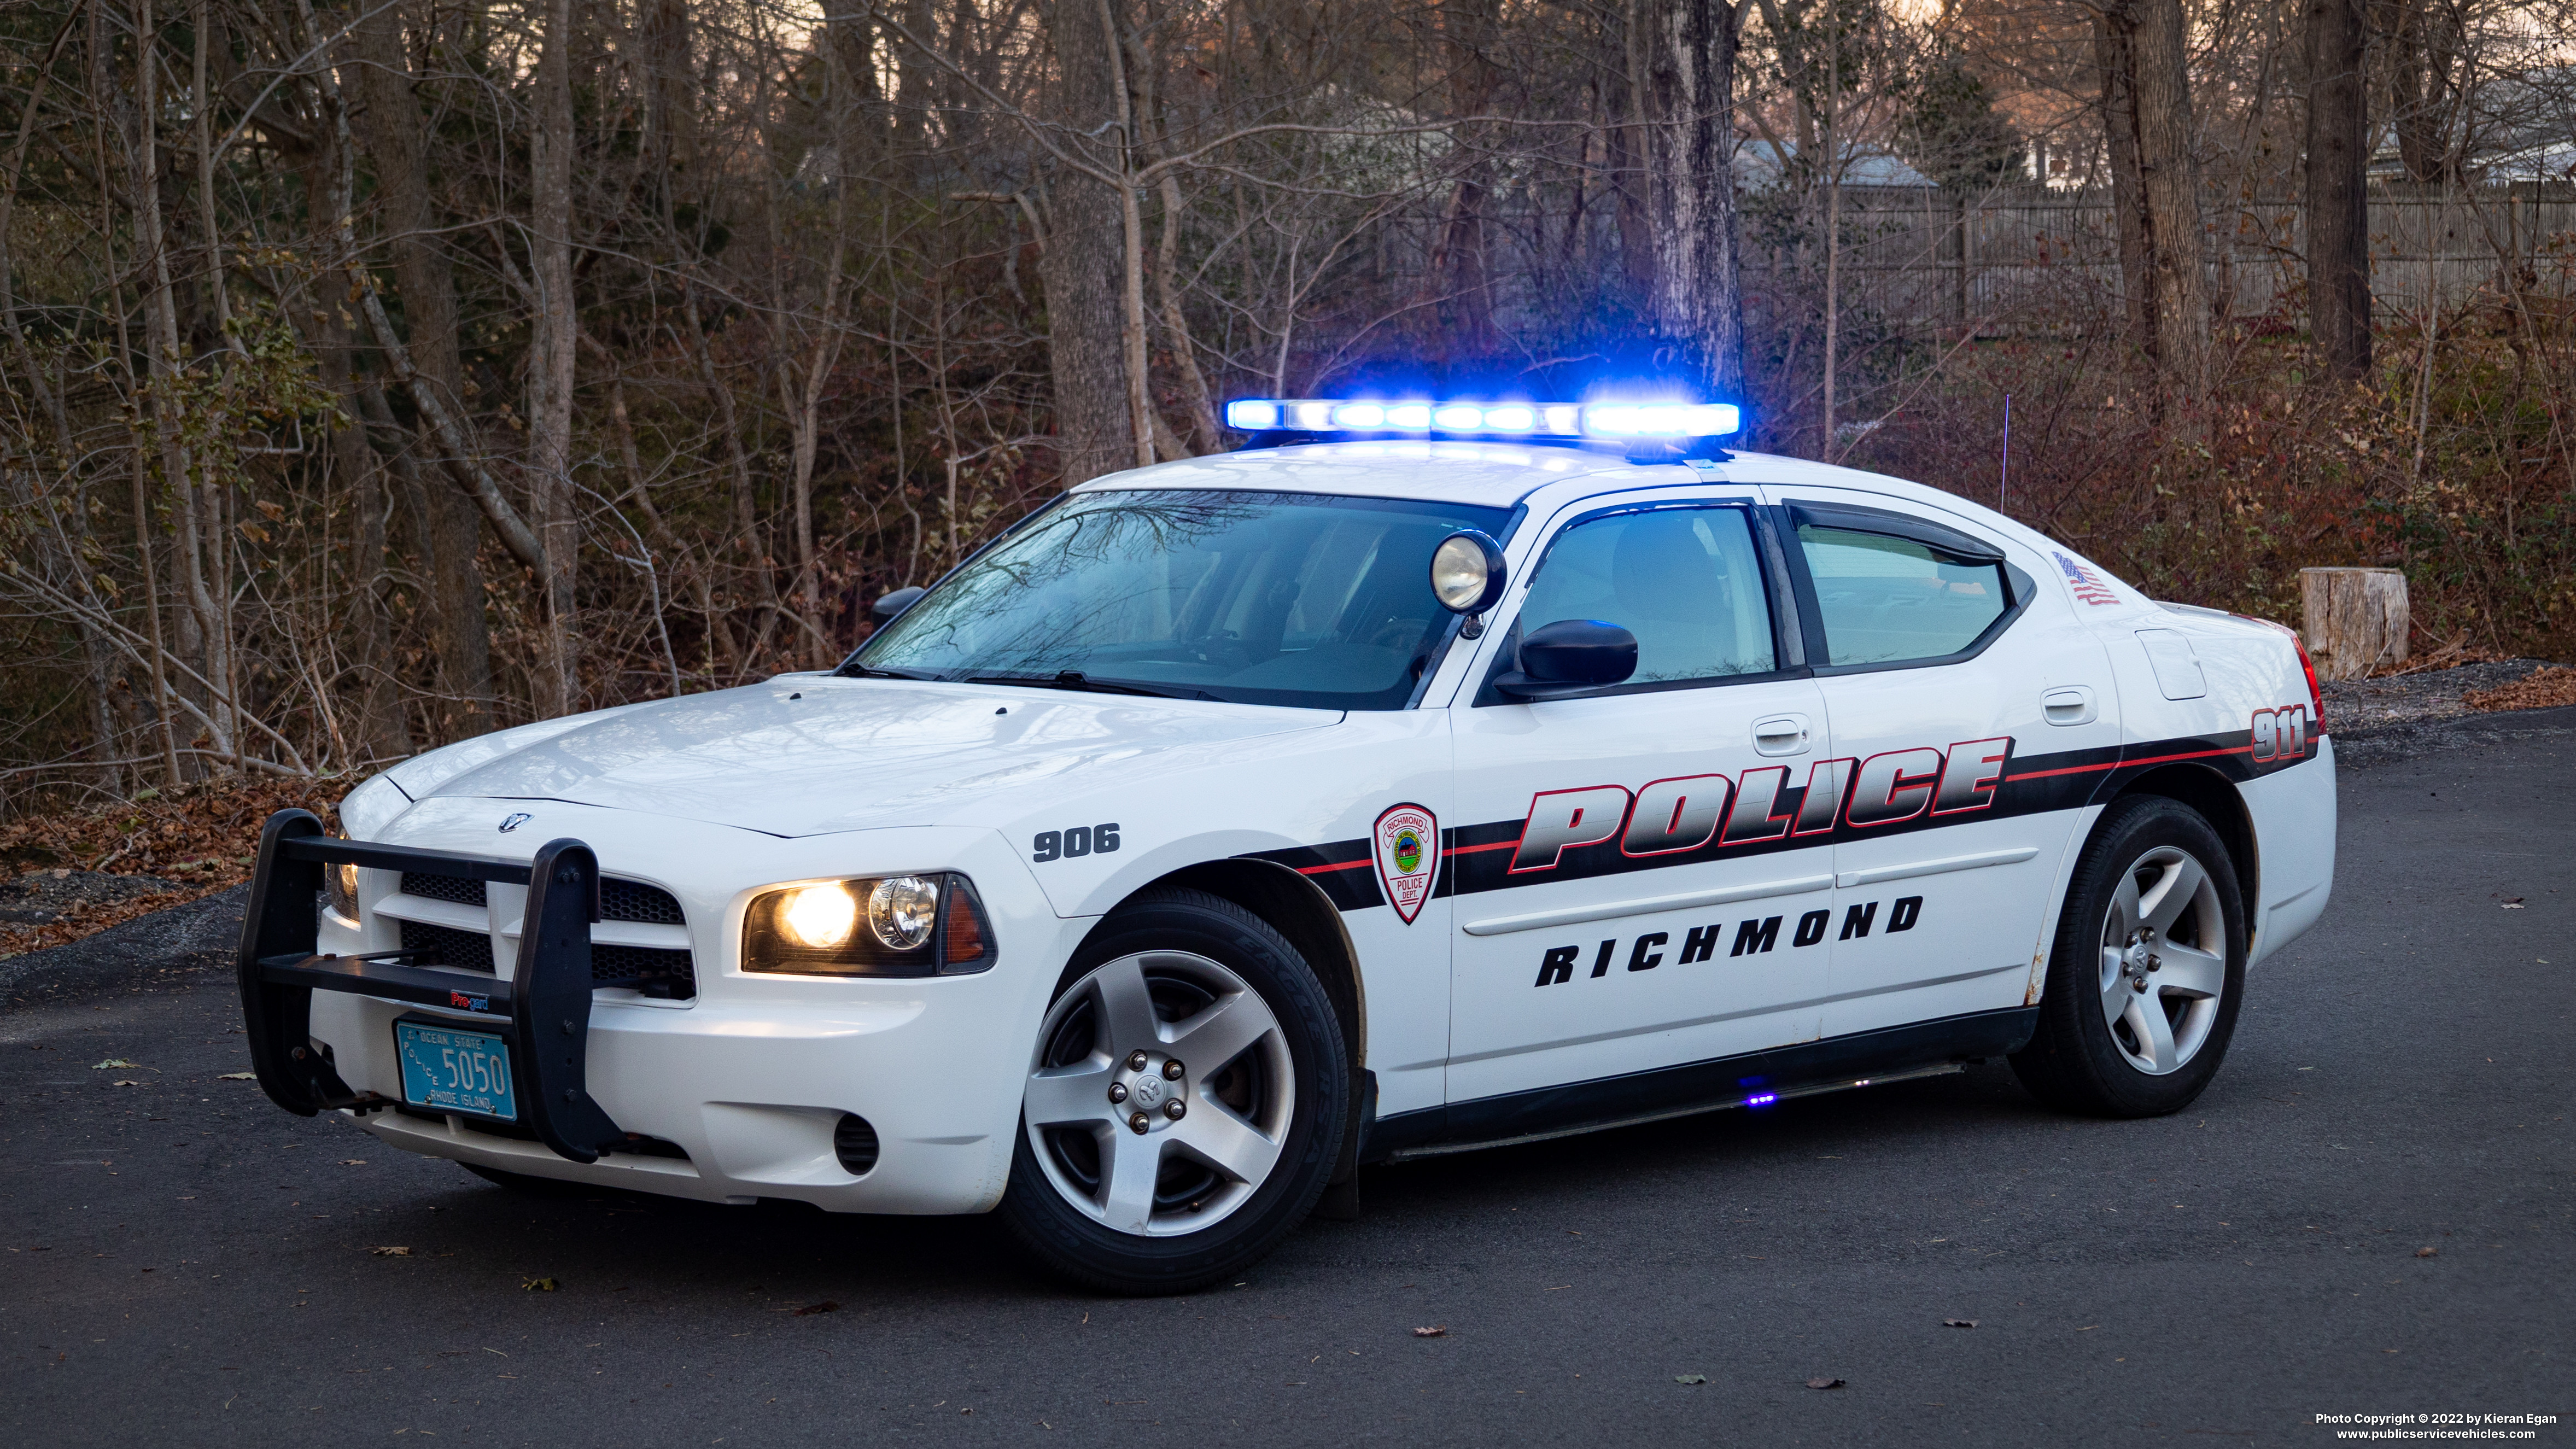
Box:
[1372,803,1438,925]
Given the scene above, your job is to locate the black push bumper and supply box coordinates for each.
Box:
[236,809,626,1162]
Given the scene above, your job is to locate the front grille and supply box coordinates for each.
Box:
[592,943,697,999]
[383,868,693,998]
[600,879,685,925]
[400,871,487,907]
[399,919,495,973]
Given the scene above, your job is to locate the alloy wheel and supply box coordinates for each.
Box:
[2096,844,2228,1075]
[1023,951,1295,1236]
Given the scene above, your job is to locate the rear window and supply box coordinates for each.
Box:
[1797,524,2010,666]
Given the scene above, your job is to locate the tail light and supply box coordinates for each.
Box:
[2238,614,2326,733]
[2290,633,2325,732]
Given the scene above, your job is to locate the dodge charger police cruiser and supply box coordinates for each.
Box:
[235,396,2336,1294]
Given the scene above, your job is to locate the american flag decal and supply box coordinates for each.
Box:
[2054,551,2120,607]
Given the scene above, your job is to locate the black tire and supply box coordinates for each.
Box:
[2012,793,2248,1118]
[996,889,1348,1295]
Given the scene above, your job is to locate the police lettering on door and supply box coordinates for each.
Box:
[1532,895,1925,986]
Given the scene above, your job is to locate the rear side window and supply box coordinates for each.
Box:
[1797,524,2008,666]
[1518,507,1777,684]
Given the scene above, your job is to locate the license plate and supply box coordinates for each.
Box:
[395,1020,518,1121]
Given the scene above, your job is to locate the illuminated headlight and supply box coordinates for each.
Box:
[743,873,995,977]
[325,861,361,924]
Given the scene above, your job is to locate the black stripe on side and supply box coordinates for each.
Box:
[1246,728,2320,914]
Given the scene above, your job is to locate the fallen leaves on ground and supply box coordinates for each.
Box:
[92,1059,141,1070]
[1807,1377,1846,1390]
[1674,1374,1708,1385]
[2415,1247,2438,1258]
[1411,1326,1447,1337]
[370,1246,413,1257]
[792,1301,839,1316]
[522,1277,559,1292]
[2464,665,2576,713]
[2,776,346,956]
[216,1072,256,1080]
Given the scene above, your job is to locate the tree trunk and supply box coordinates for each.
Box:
[127,0,238,766]
[292,124,411,761]
[1605,17,1660,312]
[2129,0,2210,395]
[2093,5,2158,359]
[351,0,495,735]
[1037,0,1137,485]
[2303,0,2370,381]
[530,0,579,716]
[1637,0,1748,403]
[1435,0,1503,359]
[2300,566,2409,680]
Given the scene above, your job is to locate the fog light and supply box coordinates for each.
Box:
[833,1113,879,1176]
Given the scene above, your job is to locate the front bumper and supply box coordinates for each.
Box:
[241,807,1080,1214]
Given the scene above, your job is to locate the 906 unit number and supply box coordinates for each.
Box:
[1033,823,1120,862]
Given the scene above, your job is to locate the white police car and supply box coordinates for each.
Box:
[236,398,2335,1294]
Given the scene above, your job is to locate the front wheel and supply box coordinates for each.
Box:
[2012,794,2248,1117]
[996,890,1347,1295]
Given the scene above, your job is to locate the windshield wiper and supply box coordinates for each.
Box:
[835,662,936,681]
[965,670,1215,702]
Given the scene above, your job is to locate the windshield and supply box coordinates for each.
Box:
[848,489,1514,710]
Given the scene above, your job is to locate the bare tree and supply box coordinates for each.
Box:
[2304,0,2370,380]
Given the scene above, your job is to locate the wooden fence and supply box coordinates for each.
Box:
[1745,183,2576,333]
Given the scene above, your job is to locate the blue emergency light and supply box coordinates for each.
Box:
[1224,398,1741,440]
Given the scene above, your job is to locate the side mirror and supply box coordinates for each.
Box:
[871,586,927,622]
[1494,619,1638,701]
[1428,530,1507,615]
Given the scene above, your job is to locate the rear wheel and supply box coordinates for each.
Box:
[997,890,1347,1295]
[2012,794,2247,1117]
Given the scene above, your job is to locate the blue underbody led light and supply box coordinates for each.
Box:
[1746,1092,1778,1106]
[1223,397,1742,440]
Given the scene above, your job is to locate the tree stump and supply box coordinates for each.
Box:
[2299,568,2409,680]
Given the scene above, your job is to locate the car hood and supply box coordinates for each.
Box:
[383,676,1340,838]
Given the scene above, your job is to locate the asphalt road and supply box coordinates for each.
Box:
[5,714,2571,1447]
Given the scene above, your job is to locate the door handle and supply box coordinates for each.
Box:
[2042,687,2098,726]
[1752,714,1812,756]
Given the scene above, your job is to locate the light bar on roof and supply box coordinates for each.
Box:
[1224,398,1739,439]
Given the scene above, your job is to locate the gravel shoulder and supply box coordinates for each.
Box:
[2322,659,2576,767]
[0,883,248,1010]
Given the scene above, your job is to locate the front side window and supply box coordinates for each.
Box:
[1797,524,2010,666]
[849,489,1512,710]
[1514,506,1778,685]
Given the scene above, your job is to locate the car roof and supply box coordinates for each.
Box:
[1069,440,1940,515]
